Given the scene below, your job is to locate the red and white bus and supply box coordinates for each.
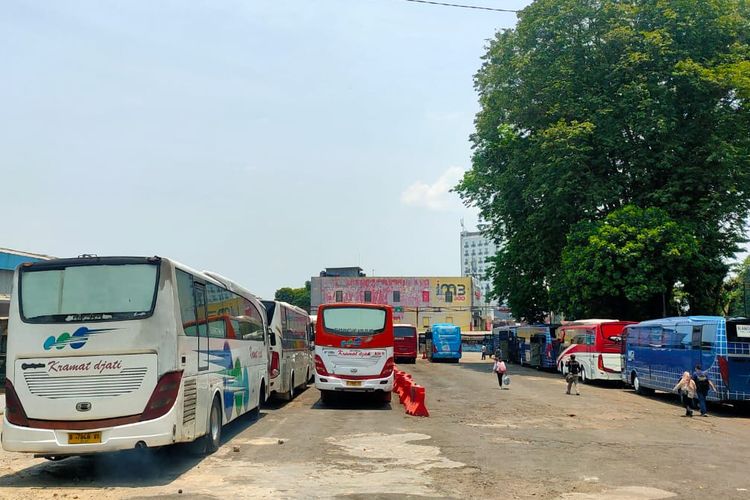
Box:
[393,324,418,364]
[556,320,635,382]
[314,303,394,405]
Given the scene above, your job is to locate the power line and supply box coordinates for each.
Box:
[401,0,519,13]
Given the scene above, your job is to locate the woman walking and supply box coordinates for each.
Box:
[493,357,507,389]
[673,371,697,417]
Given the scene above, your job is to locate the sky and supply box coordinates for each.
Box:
[1,0,532,297]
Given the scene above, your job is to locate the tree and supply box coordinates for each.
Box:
[723,256,750,317]
[551,205,699,320]
[274,281,312,313]
[456,0,750,320]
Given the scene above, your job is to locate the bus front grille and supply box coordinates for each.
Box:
[23,368,148,399]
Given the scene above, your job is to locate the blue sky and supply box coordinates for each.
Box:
[1,0,530,297]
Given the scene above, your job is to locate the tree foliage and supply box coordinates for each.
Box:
[551,205,699,319]
[457,0,750,321]
[723,256,750,317]
[274,281,311,313]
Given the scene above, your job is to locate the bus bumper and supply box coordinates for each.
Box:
[1,405,177,455]
[315,374,393,393]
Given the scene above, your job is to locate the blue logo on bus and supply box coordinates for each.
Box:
[43,327,116,350]
[341,337,363,348]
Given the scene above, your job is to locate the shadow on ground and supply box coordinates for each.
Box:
[0,409,266,489]
[309,390,392,411]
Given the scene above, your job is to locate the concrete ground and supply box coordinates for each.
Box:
[0,352,748,499]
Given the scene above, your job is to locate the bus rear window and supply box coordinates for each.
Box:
[322,307,386,336]
[394,326,416,338]
[20,263,159,323]
[727,321,750,342]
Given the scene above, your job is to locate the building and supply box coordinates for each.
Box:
[1,247,54,382]
[310,268,482,331]
[460,223,499,309]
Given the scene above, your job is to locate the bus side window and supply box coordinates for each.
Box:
[701,324,717,350]
[176,270,197,336]
[691,326,702,349]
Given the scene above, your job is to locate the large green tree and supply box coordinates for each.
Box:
[723,256,750,317]
[551,205,700,319]
[274,281,311,313]
[457,0,750,321]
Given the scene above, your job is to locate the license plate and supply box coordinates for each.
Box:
[345,381,362,387]
[68,432,102,444]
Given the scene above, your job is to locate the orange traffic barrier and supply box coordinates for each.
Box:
[405,385,429,417]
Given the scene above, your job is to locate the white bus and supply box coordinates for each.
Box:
[261,300,313,400]
[2,256,269,457]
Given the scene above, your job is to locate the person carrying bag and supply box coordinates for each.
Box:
[493,358,507,389]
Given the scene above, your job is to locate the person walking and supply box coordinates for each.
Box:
[673,371,697,417]
[565,355,581,395]
[692,364,717,417]
[493,357,507,389]
[481,344,487,360]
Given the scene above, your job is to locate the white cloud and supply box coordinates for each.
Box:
[400,167,466,211]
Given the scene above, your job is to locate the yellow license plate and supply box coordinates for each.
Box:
[68,432,102,444]
[345,381,362,387]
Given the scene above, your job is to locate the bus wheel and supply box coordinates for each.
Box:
[633,374,653,396]
[320,390,334,405]
[205,396,222,454]
[289,373,296,400]
[580,368,587,384]
[380,391,392,405]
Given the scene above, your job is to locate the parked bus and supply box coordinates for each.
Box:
[314,303,394,404]
[517,325,560,369]
[394,324,418,364]
[426,323,462,362]
[2,256,269,457]
[622,316,750,403]
[261,300,313,401]
[491,325,517,361]
[556,320,635,382]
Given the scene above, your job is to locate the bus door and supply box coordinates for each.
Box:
[530,334,544,367]
[725,319,750,398]
[193,282,209,372]
[690,325,705,372]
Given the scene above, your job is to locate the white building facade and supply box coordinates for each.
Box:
[460,227,499,310]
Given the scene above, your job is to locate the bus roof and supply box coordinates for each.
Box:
[629,316,724,328]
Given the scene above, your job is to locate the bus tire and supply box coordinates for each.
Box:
[257,381,266,411]
[633,373,654,396]
[289,372,296,400]
[380,391,392,405]
[204,396,222,455]
[580,368,587,384]
[320,389,334,405]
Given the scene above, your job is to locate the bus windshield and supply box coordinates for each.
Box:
[394,326,416,338]
[20,263,159,323]
[322,307,386,336]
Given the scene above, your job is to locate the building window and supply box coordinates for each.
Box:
[364,291,372,303]
[392,291,400,303]
[335,290,343,302]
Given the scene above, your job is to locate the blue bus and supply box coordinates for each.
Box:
[490,325,517,361]
[517,325,560,370]
[622,316,750,403]
[427,323,462,362]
